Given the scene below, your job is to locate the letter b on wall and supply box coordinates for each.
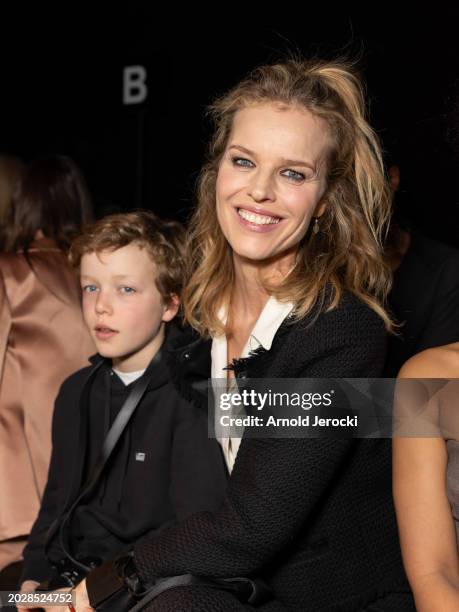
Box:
[123,66,148,105]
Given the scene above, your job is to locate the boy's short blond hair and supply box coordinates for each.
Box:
[69,210,186,305]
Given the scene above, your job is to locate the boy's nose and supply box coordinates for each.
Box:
[95,292,113,315]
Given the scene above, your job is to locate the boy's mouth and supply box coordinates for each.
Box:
[94,325,118,340]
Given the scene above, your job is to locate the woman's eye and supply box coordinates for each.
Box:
[282,169,306,183]
[82,285,98,293]
[231,156,254,168]
[120,286,135,294]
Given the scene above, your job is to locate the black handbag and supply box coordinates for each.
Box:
[87,554,273,611]
[128,575,273,611]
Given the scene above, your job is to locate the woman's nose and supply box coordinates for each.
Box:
[247,170,275,203]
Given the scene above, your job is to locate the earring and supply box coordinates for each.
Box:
[313,217,320,235]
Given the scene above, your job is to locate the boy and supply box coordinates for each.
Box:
[19,211,227,597]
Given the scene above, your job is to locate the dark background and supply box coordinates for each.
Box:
[1,8,458,246]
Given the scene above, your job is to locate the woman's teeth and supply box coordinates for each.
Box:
[238,208,280,225]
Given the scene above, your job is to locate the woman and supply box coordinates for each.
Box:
[393,344,459,611]
[77,58,414,611]
[0,156,95,584]
[0,154,26,250]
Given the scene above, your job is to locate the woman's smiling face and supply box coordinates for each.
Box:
[216,102,331,267]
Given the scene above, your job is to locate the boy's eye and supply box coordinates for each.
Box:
[120,286,136,294]
[281,169,306,183]
[82,285,98,293]
[231,156,254,168]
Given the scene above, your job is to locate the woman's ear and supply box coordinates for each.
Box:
[162,294,180,322]
[314,199,327,218]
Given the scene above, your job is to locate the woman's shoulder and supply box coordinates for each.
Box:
[398,342,459,378]
[325,290,384,320]
[262,292,387,378]
[289,290,385,340]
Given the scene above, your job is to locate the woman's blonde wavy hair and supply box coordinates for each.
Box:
[184,58,393,337]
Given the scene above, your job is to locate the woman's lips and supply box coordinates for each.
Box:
[94,326,118,340]
[235,207,283,233]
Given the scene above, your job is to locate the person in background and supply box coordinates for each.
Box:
[0,154,26,250]
[393,344,459,611]
[392,92,459,610]
[0,155,95,589]
[384,160,459,375]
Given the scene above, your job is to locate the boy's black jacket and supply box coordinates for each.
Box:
[21,339,228,583]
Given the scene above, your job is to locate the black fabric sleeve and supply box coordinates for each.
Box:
[136,437,355,580]
[169,399,228,520]
[133,302,385,581]
[20,386,67,583]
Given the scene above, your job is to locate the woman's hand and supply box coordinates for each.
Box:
[17,585,72,612]
[19,580,41,593]
[17,580,40,611]
[73,579,94,612]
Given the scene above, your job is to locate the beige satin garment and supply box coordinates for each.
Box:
[0,239,95,559]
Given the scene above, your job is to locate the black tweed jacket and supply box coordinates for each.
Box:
[117,294,414,610]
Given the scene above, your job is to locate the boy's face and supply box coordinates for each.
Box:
[80,244,178,372]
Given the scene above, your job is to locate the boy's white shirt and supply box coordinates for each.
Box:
[112,368,146,386]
